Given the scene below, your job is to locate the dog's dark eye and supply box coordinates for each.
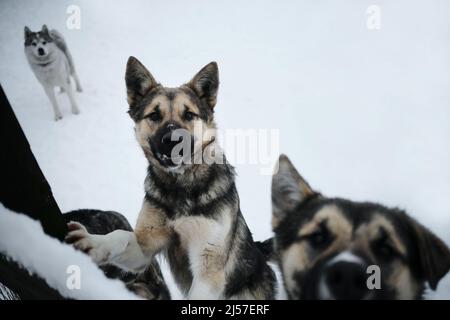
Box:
[32,42,37,46]
[42,41,46,45]
[183,111,197,121]
[373,239,398,262]
[307,227,332,249]
[146,111,162,122]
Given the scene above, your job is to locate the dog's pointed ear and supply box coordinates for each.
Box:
[187,62,219,109]
[24,26,32,39]
[125,56,158,107]
[405,215,450,290]
[41,24,49,35]
[271,154,316,229]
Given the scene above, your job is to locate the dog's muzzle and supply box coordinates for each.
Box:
[318,251,370,300]
[150,122,194,168]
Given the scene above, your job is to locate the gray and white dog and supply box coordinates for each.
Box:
[24,25,82,121]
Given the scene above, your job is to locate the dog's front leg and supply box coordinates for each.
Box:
[133,201,173,260]
[66,222,150,271]
[188,269,225,300]
[66,200,172,272]
[62,82,80,115]
[44,86,62,121]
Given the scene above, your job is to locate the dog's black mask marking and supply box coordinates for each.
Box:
[291,246,395,300]
[149,122,195,168]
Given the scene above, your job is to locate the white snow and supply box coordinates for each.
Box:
[0,204,140,300]
[0,282,19,300]
[0,0,449,299]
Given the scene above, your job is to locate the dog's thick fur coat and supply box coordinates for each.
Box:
[66,58,276,299]
[24,25,82,120]
[270,155,450,300]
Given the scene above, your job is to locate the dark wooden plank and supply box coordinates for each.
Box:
[0,84,67,240]
[0,84,68,299]
[0,255,64,300]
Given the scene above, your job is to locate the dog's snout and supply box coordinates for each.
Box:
[38,48,45,56]
[161,131,172,144]
[324,261,368,300]
[157,125,185,163]
[150,122,194,168]
[160,123,178,145]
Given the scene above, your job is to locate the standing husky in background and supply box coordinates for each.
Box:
[24,25,82,121]
[66,57,276,299]
[271,154,450,299]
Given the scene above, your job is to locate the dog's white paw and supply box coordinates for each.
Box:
[76,86,83,93]
[65,221,109,264]
[54,113,63,121]
[72,108,80,115]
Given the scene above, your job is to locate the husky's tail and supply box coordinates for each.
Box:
[255,237,276,262]
[49,29,77,76]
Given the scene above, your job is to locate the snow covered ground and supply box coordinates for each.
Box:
[0,0,449,299]
[0,204,139,299]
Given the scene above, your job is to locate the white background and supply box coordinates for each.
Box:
[1,0,449,299]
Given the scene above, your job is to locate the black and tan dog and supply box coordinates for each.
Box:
[64,209,170,300]
[66,58,276,299]
[271,155,450,300]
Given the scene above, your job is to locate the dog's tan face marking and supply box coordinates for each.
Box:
[140,90,202,124]
[134,88,216,169]
[172,91,201,124]
[281,205,353,297]
[354,214,423,299]
[358,215,407,256]
[281,242,309,296]
[386,263,418,299]
[126,58,219,169]
[280,210,419,299]
[135,93,171,158]
[141,94,170,123]
[298,205,352,239]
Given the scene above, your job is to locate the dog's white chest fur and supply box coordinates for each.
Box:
[28,52,67,87]
[170,211,233,299]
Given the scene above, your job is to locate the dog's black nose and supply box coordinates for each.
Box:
[160,131,182,157]
[152,124,193,167]
[324,261,368,300]
[38,48,45,56]
[161,131,177,146]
